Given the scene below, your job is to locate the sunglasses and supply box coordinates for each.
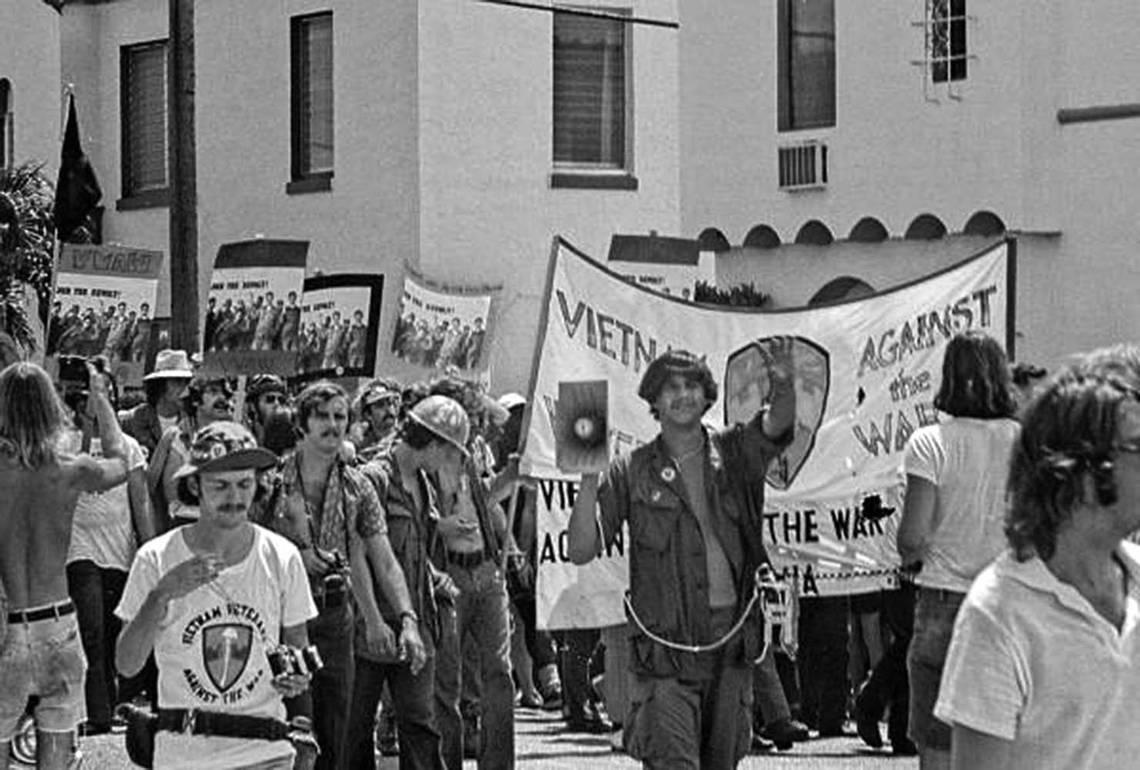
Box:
[260,393,288,405]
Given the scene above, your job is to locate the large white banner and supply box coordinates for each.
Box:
[522,238,1011,630]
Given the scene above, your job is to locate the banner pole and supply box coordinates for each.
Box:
[516,236,563,475]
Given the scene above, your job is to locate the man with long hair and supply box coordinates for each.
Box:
[896,330,1020,770]
[935,350,1140,769]
[0,361,130,769]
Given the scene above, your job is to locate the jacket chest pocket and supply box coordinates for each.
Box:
[629,486,683,552]
[627,487,684,635]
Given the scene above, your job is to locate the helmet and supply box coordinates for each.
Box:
[248,373,288,400]
[408,395,470,453]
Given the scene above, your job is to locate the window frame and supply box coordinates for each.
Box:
[550,7,637,190]
[289,11,334,195]
[929,0,967,83]
[118,39,170,209]
[776,0,836,133]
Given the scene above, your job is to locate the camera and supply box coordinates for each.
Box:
[57,355,90,389]
[267,644,324,677]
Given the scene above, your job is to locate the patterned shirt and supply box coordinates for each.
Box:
[260,448,386,568]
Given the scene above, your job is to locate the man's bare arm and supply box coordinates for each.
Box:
[127,466,156,543]
[567,473,601,565]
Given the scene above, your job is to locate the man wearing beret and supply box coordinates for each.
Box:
[568,342,797,769]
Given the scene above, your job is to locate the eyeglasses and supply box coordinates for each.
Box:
[1115,440,1140,455]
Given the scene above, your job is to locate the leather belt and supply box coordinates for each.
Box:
[7,600,75,624]
[446,549,488,569]
[156,709,291,741]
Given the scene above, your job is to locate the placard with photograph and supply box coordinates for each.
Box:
[202,239,308,377]
[296,274,384,380]
[47,243,164,387]
[389,272,495,372]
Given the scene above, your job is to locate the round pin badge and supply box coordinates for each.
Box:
[661,467,676,482]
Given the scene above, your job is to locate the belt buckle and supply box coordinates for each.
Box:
[181,709,198,735]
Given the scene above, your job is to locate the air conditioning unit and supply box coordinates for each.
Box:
[778,141,828,191]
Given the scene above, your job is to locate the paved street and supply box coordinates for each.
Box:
[62,707,917,769]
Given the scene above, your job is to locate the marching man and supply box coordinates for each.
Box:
[116,422,317,770]
[568,342,797,769]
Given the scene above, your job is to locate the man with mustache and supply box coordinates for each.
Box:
[148,376,236,528]
[568,343,797,769]
[259,381,426,770]
[116,422,316,770]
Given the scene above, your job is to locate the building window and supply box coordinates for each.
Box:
[120,41,168,200]
[929,0,966,82]
[0,79,11,169]
[290,12,333,190]
[552,9,629,170]
[777,0,835,132]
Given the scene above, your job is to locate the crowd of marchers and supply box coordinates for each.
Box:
[2,330,1140,770]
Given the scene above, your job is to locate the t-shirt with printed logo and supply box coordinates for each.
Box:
[116,525,317,770]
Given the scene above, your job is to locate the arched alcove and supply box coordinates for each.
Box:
[809,276,876,306]
[847,217,889,243]
[795,220,834,246]
[904,213,947,240]
[963,210,1006,237]
[697,227,731,252]
[743,224,781,249]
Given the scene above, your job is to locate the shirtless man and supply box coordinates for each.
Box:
[0,361,129,769]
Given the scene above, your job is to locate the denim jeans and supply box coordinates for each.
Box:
[66,560,127,728]
[309,601,355,770]
[906,587,964,751]
[345,631,444,770]
[0,611,87,739]
[435,561,514,770]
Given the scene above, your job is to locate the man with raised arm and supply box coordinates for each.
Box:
[568,342,796,769]
[0,361,130,769]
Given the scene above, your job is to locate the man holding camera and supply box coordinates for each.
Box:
[0,361,130,770]
[259,381,426,770]
[116,421,317,770]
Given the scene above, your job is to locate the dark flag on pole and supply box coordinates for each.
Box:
[53,93,102,243]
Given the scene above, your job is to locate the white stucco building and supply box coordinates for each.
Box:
[679,0,1140,368]
[4,0,681,390]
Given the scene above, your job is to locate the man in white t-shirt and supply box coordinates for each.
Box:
[116,421,317,770]
[935,352,1140,770]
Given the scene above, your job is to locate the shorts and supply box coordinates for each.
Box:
[0,610,88,740]
[906,587,965,751]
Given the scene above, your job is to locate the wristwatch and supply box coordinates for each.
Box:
[399,610,420,625]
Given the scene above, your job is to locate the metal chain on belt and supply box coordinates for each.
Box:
[623,565,799,661]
